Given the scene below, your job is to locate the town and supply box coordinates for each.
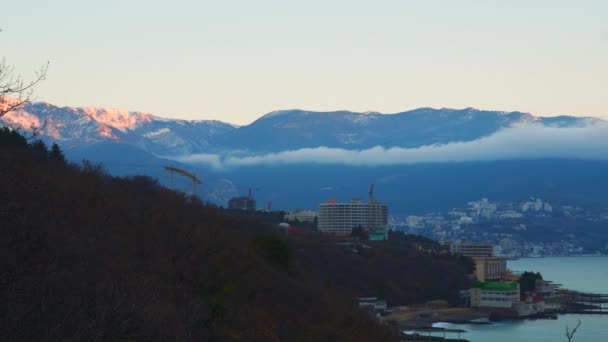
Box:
[269,195,608,257]
[226,186,608,339]
[393,197,608,257]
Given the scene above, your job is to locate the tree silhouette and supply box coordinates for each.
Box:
[49,143,66,163]
[30,139,49,161]
[0,126,27,147]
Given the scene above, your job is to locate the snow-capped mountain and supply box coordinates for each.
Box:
[2,98,607,212]
[1,99,602,156]
[1,100,237,155]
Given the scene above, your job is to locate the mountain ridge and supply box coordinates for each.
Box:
[2,97,604,157]
[2,97,608,212]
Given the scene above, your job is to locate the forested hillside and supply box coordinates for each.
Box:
[0,128,469,341]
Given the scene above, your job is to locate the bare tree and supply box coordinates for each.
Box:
[0,58,48,117]
[1,28,49,138]
[565,319,582,342]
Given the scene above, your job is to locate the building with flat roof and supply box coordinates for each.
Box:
[470,281,520,308]
[318,198,388,236]
[284,210,317,223]
[228,196,256,211]
[446,240,494,258]
[474,256,508,281]
[357,297,388,315]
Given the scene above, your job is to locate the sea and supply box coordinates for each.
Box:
[434,256,608,342]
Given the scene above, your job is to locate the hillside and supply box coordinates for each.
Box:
[0,130,471,341]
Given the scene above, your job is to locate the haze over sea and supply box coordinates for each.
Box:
[437,256,608,342]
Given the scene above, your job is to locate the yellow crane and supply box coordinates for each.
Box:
[164,166,202,196]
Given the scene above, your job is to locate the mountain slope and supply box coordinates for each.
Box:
[2,99,601,156]
[216,108,542,152]
[0,135,476,340]
[1,100,237,155]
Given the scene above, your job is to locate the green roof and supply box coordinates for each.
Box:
[471,281,518,292]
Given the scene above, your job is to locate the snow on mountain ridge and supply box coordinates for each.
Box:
[0,99,238,155]
[142,127,171,138]
[20,100,236,132]
[2,97,604,158]
[0,109,41,131]
[78,106,153,131]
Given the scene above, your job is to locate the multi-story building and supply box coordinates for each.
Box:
[473,256,508,281]
[357,297,388,315]
[446,240,494,258]
[284,210,317,223]
[468,198,497,219]
[227,196,256,211]
[318,198,388,236]
[470,281,520,308]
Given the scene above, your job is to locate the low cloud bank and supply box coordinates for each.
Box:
[171,123,608,169]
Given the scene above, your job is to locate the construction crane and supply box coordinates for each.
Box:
[369,183,374,203]
[240,187,260,198]
[164,166,202,196]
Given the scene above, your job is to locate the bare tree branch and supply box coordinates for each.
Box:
[0,59,49,117]
[11,118,49,141]
[565,319,582,342]
[1,29,49,137]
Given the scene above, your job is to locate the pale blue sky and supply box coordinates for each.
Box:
[2,0,607,124]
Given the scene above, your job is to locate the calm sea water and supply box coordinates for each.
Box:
[435,256,608,342]
[510,256,608,294]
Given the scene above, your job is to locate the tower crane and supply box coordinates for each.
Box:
[164,166,202,196]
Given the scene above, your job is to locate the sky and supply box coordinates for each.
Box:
[2,0,607,125]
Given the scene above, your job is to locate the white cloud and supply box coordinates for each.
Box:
[170,123,608,168]
[169,153,223,169]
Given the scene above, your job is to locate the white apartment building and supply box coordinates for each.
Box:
[468,198,497,219]
[317,199,388,235]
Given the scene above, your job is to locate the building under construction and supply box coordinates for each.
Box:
[228,196,256,211]
[227,187,258,211]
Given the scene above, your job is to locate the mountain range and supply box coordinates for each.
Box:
[2,100,601,154]
[2,98,607,214]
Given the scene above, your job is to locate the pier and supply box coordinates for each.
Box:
[402,327,469,342]
[550,290,608,314]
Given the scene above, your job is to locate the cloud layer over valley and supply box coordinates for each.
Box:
[170,123,608,169]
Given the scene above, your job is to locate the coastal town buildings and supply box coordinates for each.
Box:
[393,197,606,257]
[444,240,509,281]
[318,198,388,236]
[469,281,520,308]
[468,198,497,219]
[474,256,508,281]
[444,240,494,257]
[284,209,317,223]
